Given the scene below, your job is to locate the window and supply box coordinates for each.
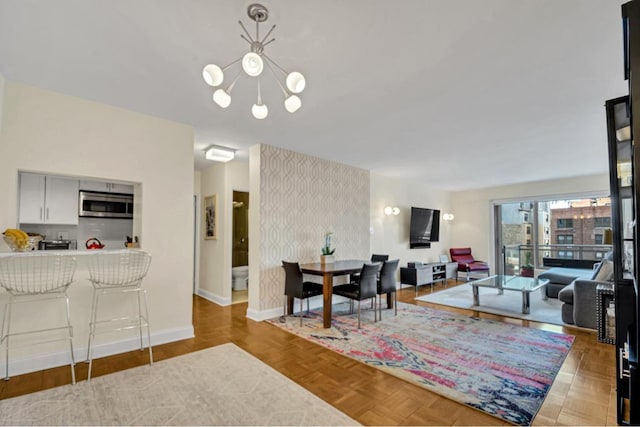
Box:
[523,212,529,222]
[558,250,574,259]
[557,218,574,228]
[526,225,531,235]
[595,217,612,228]
[595,234,603,244]
[557,235,574,244]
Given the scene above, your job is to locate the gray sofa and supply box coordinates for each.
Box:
[537,267,595,298]
[555,253,614,329]
[557,278,611,329]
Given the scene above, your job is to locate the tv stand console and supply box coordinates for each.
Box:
[400,261,458,296]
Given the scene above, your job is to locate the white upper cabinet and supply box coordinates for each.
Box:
[19,173,79,225]
[79,180,134,194]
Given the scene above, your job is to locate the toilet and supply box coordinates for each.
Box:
[232,266,249,291]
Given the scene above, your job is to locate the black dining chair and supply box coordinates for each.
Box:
[371,254,389,263]
[282,261,324,326]
[332,263,381,329]
[376,259,400,320]
[352,254,389,283]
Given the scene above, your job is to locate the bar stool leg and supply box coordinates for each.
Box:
[87,289,101,382]
[63,293,76,384]
[1,298,12,380]
[137,290,144,351]
[142,289,153,365]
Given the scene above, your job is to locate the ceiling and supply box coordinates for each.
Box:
[0,0,629,191]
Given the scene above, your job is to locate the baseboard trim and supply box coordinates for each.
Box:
[197,288,231,306]
[4,325,194,378]
[246,295,350,322]
[246,306,282,322]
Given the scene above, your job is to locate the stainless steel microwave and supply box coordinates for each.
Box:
[78,191,134,219]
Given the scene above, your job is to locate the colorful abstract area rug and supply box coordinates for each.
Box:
[266,301,574,426]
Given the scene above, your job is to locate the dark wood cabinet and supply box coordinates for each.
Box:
[607,3,640,422]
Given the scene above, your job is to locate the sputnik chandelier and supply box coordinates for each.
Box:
[202,3,306,119]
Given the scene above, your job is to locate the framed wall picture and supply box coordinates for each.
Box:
[204,194,217,240]
[439,254,449,263]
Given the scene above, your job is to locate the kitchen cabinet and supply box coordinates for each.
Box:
[19,173,79,225]
[79,180,133,194]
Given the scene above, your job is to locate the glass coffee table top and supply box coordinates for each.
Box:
[468,275,550,314]
[471,275,549,292]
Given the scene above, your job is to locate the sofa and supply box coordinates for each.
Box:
[537,267,596,298]
[555,253,614,329]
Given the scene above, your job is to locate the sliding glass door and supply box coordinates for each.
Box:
[495,197,611,275]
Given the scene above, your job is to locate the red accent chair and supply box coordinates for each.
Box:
[449,248,490,281]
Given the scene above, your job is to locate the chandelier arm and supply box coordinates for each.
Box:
[240,34,253,46]
[257,79,262,104]
[264,58,289,97]
[262,38,276,48]
[238,20,255,43]
[222,56,243,71]
[262,53,289,76]
[226,69,243,93]
[260,25,276,45]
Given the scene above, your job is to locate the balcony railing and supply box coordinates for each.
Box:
[503,244,612,275]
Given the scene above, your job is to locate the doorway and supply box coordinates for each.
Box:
[232,191,249,304]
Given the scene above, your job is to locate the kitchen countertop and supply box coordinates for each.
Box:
[0,249,137,258]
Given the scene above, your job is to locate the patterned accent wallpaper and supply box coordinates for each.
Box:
[258,144,370,311]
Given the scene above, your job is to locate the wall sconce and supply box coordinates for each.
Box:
[443,213,455,221]
[384,206,400,216]
[205,145,235,162]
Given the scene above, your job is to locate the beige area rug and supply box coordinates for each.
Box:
[415,283,565,326]
[0,343,359,426]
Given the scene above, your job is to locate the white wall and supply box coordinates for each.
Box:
[197,160,249,305]
[0,81,195,374]
[0,73,5,135]
[370,173,453,266]
[451,173,610,269]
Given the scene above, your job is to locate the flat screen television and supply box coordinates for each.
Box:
[410,207,440,248]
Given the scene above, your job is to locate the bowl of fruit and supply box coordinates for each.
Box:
[2,229,43,252]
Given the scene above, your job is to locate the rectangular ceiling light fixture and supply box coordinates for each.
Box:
[205,145,235,162]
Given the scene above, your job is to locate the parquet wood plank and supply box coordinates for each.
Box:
[0,282,619,426]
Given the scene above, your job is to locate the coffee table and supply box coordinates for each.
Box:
[469,275,550,314]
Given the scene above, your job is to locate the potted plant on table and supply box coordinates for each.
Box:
[321,232,335,264]
[520,251,534,277]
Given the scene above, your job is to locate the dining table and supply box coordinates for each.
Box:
[298,259,392,328]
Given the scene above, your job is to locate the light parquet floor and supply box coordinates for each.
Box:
[0,280,617,426]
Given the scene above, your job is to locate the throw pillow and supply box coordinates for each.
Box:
[591,261,604,280]
[594,260,614,282]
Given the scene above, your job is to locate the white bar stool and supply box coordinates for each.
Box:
[0,253,77,383]
[86,250,152,381]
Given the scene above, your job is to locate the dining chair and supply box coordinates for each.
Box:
[370,254,389,263]
[352,253,389,283]
[282,261,324,326]
[86,250,152,381]
[332,263,380,329]
[376,259,399,320]
[0,253,77,383]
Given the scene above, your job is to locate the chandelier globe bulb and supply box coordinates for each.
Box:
[286,72,306,93]
[203,64,224,86]
[242,52,264,77]
[213,89,232,108]
[284,94,302,113]
[252,103,269,119]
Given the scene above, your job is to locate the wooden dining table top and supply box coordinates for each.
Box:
[299,259,373,275]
